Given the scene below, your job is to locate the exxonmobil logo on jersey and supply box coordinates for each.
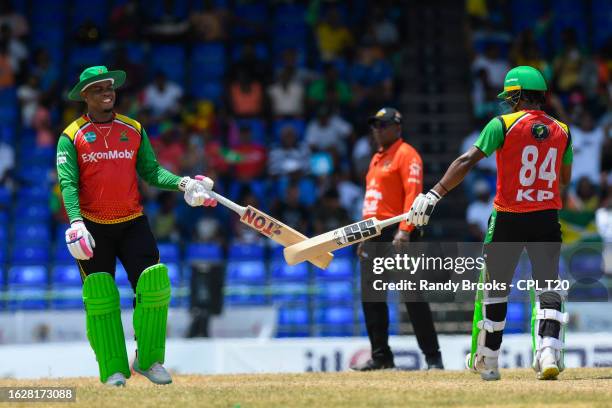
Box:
[82,149,135,163]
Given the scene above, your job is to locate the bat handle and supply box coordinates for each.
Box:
[378,212,412,229]
[209,191,246,216]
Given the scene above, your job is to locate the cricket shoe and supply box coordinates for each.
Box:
[133,358,173,385]
[536,347,560,380]
[350,359,395,371]
[105,373,126,387]
[426,354,444,370]
[468,354,501,381]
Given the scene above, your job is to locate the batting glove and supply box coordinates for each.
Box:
[406,190,441,227]
[65,221,95,260]
[180,176,217,207]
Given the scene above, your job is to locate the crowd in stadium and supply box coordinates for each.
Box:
[0,0,404,248]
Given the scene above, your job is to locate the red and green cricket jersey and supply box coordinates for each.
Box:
[56,113,181,224]
[474,110,573,213]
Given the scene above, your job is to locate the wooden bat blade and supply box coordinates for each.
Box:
[284,218,382,265]
[240,206,333,269]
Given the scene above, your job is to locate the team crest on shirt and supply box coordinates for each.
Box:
[120,131,129,142]
[531,123,549,141]
[84,131,97,143]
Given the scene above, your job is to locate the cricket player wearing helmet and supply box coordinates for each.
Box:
[406,66,573,380]
[57,66,217,386]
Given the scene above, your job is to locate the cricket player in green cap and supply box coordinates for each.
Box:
[406,66,573,380]
[57,66,218,386]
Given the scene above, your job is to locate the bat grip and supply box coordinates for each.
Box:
[378,212,412,229]
[209,191,246,216]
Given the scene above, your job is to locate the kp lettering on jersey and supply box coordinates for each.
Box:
[240,207,282,237]
[516,189,554,202]
[82,149,135,163]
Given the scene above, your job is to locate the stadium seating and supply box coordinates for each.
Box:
[11,244,49,265]
[158,242,180,263]
[8,265,48,310]
[51,264,83,309]
[185,243,223,262]
[151,45,186,85]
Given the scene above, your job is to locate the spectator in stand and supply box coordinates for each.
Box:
[228,69,265,117]
[151,122,186,174]
[268,68,304,118]
[308,2,354,61]
[335,171,364,221]
[472,68,499,118]
[145,0,189,42]
[32,97,53,147]
[312,188,351,234]
[75,18,101,45]
[268,125,310,177]
[368,6,399,47]
[0,138,14,187]
[272,184,310,234]
[596,177,612,274]
[307,63,352,110]
[112,46,146,93]
[109,0,142,41]
[30,49,58,94]
[233,125,266,181]
[553,29,584,96]
[229,42,268,84]
[152,191,180,242]
[0,23,27,77]
[17,74,40,128]
[466,180,493,241]
[0,1,28,39]
[275,48,316,85]
[142,71,184,120]
[305,105,353,155]
[472,43,510,89]
[566,176,600,212]
[189,0,228,42]
[351,43,394,109]
[571,109,605,184]
[509,30,551,81]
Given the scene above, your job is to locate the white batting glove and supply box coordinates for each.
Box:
[65,221,95,260]
[406,190,442,227]
[179,176,217,207]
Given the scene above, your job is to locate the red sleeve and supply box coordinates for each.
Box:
[398,149,423,232]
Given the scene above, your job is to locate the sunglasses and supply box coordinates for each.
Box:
[370,121,394,130]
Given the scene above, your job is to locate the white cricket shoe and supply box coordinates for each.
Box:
[471,355,501,381]
[105,372,126,387]
[536,347,559,380]
[133,358,172,385]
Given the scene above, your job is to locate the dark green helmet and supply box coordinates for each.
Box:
[497,66,547,100]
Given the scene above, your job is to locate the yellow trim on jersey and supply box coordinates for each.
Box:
[114,113,142,134]
[499,111,528,133]
[61,117,89,142]
[82,212,143,224]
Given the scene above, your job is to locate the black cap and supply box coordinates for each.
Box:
[367,107,402,125]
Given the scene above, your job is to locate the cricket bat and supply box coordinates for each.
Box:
[210,191,334,269]
[283,212,410,265]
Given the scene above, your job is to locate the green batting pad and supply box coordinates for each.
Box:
[133,264,171,371]
[82,272,130,383]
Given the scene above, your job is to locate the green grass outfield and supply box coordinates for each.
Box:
[2,369,612,408]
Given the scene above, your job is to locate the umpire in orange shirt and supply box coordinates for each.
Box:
[351,107,443,371]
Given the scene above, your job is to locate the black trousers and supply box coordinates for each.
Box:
[77,215,160,291]
[360,227,441,362]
